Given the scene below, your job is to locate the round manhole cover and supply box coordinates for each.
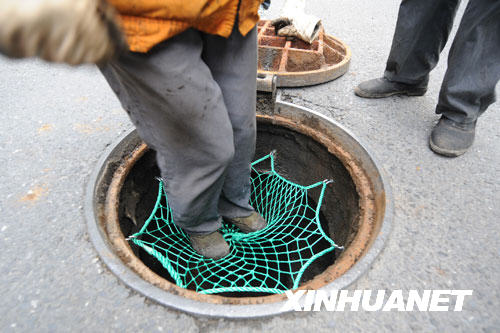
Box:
[257,20,351,88]
[85,98,392,318]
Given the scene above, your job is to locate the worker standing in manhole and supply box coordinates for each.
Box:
[355,0,500,157]
[96,0,270,259]
[0,0,285,258]
[0,0,319,259]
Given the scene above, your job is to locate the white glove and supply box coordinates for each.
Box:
[271,0,321,44]
[0,0,125,65]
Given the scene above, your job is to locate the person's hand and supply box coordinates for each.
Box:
[0,0,126,65]
[271,0,321,44]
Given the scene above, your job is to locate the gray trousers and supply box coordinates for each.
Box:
[384,0,500,123]
[100,26,258,235]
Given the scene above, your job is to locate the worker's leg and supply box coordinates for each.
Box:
[202,26,258,219]
[384,0,461,85]
[99,29,234,235]
[436,0,500,123]
[429,0,500,157]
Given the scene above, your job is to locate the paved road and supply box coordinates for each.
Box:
[1,0,499,331]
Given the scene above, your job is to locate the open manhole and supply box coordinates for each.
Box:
[85,95,392,318]
[257,20,351,88]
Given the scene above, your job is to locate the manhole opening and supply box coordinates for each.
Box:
[116,121,359,297]
[89,97,390,313]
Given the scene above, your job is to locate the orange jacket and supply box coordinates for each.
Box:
[108,0,263,53]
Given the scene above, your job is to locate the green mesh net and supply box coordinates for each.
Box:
[128,152,341,294]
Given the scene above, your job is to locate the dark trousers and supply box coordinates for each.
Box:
[100,26,258,235]
[384,0,500,123]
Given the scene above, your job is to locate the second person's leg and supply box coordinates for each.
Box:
[356,0,461,98]
[430,0,500,156]
[384,0,461,85]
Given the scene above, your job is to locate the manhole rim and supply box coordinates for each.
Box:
[84,102,393,318]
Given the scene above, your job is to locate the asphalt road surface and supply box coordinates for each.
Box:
[1,0,499,331]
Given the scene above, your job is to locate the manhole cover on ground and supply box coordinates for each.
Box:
[257,20,351,88]
[85,96,392,318]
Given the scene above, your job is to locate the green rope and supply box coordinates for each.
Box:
[130,153,341,294]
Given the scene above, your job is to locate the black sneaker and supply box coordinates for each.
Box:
[224,211,267,233]
[354,77,427,98]
[429,116,476,157]
[189,231,230,259]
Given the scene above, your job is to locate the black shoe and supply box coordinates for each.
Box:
[354,77,427,98]
[189,231,230,259]
[429,116,476,157]
[224,211,267,233]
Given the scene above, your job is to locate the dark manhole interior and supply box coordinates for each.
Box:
[117,121,360,297]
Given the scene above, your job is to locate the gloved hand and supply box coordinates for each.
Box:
[271,0,321,44]
[0,0,126,65]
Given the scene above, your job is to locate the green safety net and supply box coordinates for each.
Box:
[128,152,341,294]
